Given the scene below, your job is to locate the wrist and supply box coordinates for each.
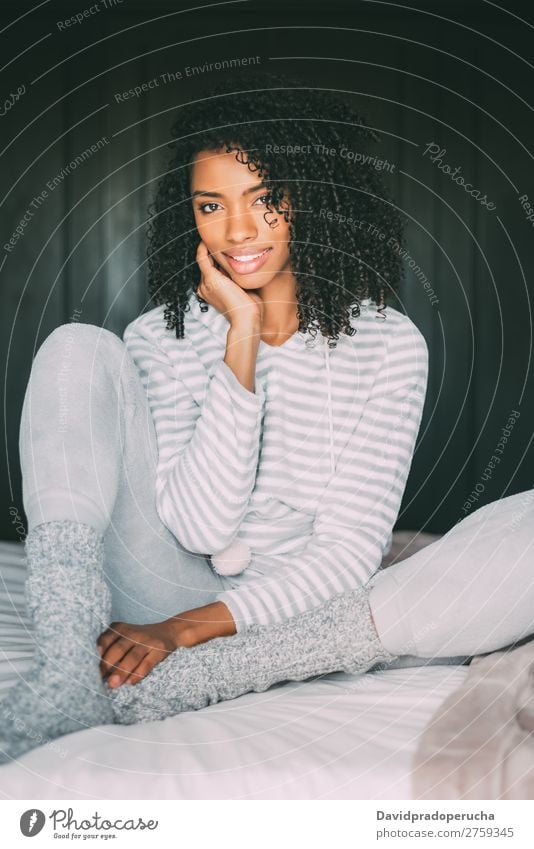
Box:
[165,602,237,648]
[228,321,261,342]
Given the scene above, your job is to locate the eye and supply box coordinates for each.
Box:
[255,193,272,206]
[198,202,222,215]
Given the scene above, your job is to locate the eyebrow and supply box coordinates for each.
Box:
[191,182,267,199]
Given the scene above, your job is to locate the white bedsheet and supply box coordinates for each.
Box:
[0,540,467,799]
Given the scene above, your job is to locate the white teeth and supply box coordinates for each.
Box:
[228,249,269,262]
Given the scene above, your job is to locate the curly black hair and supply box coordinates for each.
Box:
[146,70,406,346]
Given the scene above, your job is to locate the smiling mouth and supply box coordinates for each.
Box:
[222,247,273,275]
[224,248,271,262]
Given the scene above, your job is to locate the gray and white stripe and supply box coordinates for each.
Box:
[124,294,428,629]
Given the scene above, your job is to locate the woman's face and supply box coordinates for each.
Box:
[190,148,292,290]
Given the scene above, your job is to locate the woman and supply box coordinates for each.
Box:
[3,74,530,761]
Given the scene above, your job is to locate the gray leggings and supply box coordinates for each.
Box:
[20,322,229,625]
[20,323,534,658]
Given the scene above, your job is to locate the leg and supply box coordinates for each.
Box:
[0,521,113,761]
[368,490,534,658]
[109,584,396,724]
[109,490,534,727]
[1,323,223,763]
[20,322,225,622]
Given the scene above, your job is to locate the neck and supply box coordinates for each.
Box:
[253,269,300,345]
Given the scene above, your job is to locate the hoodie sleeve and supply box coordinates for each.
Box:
[215,320,428,629]
[123,316,265,555]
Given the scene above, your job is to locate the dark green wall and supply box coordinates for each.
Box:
[1,0,533,539]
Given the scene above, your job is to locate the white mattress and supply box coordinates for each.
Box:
[0,540,467,799]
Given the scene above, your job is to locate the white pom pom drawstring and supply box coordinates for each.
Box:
[211,539,252,577]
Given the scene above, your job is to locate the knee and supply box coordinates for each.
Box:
[36,323,126,372]
[44,322,123,353]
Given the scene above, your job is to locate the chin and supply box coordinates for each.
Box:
[233,277,269,289]
[225,271,275,289]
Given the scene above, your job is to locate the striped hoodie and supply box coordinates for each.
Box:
[123,293,428,630]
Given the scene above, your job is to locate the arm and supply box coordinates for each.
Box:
[123,318,264,555]
[215,321,429,629]
[98,600,236,687]
[122,241,265,554]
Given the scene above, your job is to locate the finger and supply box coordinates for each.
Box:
[100,637,137,677]
[96,627,123,657]
[105,644,146,686]
[100,642,132,677]
[195,241,215,277]
[122,653,158,686]
[97,621,128,643]
[107,647,150,688]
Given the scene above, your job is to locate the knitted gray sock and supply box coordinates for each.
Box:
[0,521,114,763]
[110,585,396,725]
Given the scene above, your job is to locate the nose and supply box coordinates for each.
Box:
[225,208,258,244]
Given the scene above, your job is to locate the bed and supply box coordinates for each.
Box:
[0,535,469,800]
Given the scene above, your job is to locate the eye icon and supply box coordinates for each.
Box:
[20,809,46,837]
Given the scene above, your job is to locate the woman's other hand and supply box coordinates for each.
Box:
[97,602,236,688]
[196,240,264,331]
[97,620,181,688]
